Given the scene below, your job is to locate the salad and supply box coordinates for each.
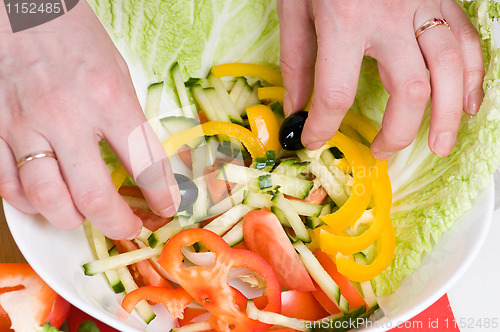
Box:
[84,62,389,331]
[81,0,500,331]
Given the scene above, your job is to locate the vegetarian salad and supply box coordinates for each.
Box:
[82,0,500,331]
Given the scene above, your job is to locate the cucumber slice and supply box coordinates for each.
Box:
[222,220,244,246]
[160,116,204,148]
[217,163,313,199]
[203,204,253,236]
[148,216,193,248]
[271,193,310,243]
[203,87,231,122]
[144,82,164,135]
[233,80,253,116]
[353,253,379,309]
[287,199,323,217]
[293,241,349,313]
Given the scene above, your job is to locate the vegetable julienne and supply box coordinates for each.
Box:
[83,62,396,331]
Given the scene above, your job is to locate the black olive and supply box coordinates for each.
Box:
[279,110,309,150]
[174,173,198,212]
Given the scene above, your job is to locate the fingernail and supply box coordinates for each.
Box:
[284,90,293,117]
[305,141,325,150]
[373,151,394,161]
[467,89,483,115]
[158,204,177,218]
[433,132,455,157]
[126,217,143,240]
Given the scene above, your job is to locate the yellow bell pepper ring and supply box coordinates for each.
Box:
[342,111,379,144]
[111,165,129,191]
[319,161,392,255]
[320,132,372,231]
[334,225,396,282]
[211,63,283,87]
[246,104,281,153]
[257,87,285,104]
[162,121,266,160]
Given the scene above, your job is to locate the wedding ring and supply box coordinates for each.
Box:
[415,18,450,39]
[17,151,57,168]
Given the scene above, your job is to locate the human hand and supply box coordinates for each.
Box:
[278,0,484,159]
[0,2,180,239]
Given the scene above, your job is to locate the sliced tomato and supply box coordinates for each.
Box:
[112,240,173,289]
[205,159,242,204]
[304,186,328,205]
[177,146,193,170]
[254,290,329,321]
[243,209,315,292]
[118,185,144,199]
[67,305,119,332]
[198,110,209,123]
[311,281,342,315]
[0,264,70,331]
[314,250,368,311]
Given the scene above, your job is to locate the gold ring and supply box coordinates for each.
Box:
[17,151,57,168]
[415,18,450,39]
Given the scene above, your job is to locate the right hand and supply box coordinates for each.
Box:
[0,2,180,239]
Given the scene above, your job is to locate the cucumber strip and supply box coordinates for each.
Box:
[204,87,231,122]
[144,82,164,135]
[160,116,204,148]
[273,159,309,177]
[170,322,212,332]
[243,191,273,209]
[297,150,348,206]
[246,300,309,331]
[305,204,331,229]
[222,220,244,246]
[217,163,313,199]
[272,193,310,243]
[191,85,220,122]
[207,184,246,216]
[88,224,124,293]
[191,145,210,221]
[116,265,156,324]
[82,219,97,258]
[208,74,243,123]
[229,77,246,103]
[293,241,349,313]
[270,206,292,228]
[135,227,153,245]
[148,216,192,248]
[233,81,253,115]
[353,253,379,309]
[83,245,164,276]
[246,83,261,107]
[287,199,323,217]
[203,204,253,236]
[171,62,196,119]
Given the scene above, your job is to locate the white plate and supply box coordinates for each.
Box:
[4,181,494,332]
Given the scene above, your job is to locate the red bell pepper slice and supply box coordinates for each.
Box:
[158,228,281,331]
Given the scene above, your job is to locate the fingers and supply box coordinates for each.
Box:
[103,94,180,218]
[415,11,464,157]
[278,0,316,117]
[370,37,430,160]
[0,137,37,214]
[8,132,84,230]
[49,130,142,240]
[441,0,484,115]
[301,1,364,150]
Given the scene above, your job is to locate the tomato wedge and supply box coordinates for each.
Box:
[243,208,315,292]
[314,250,368,311]
[0,264,70,331]
[253,290,329,321]
[304,186,328,205]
